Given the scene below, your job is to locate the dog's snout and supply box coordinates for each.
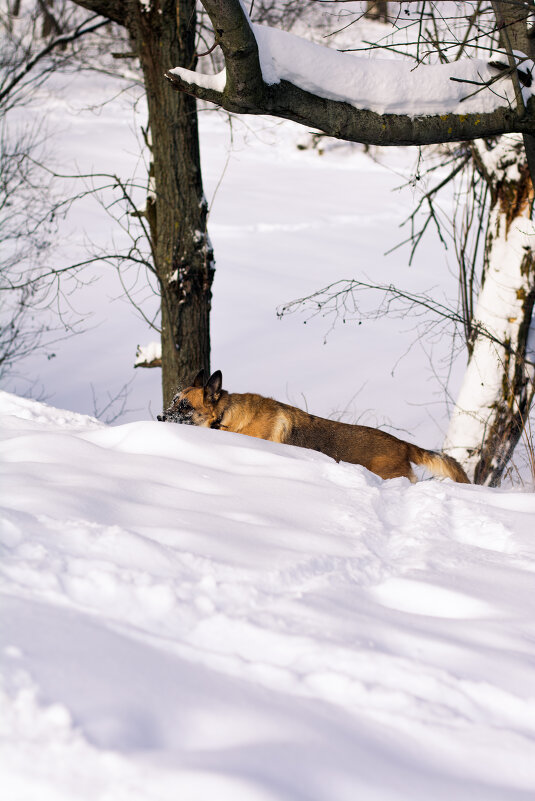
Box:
[156,394,195,425]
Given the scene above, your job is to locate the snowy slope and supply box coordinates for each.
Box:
[1,391,535,800]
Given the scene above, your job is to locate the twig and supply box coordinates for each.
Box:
[0,17,111,105]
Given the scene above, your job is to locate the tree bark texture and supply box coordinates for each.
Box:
[492,0,535,228]
[73,0,214,407]
[444,135,535,485]
[444,5,535,485]
[127,1,214,406]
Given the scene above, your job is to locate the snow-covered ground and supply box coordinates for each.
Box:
[1,390,535,800]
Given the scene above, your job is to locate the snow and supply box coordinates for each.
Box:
[134,341,162,368]
[168,66,226,94]
[1,390,535,799]
[3,23,535,793]
[253,24,521,115]
[170,22,524,116]
[3,5,535,794]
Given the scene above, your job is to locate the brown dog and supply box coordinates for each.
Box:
[158,370,470,483]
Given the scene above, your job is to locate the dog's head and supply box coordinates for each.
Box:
[157,369,225,427]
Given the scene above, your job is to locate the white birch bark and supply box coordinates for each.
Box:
[444,135,535,485]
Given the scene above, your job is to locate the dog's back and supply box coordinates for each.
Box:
[284,414,468,483]
[161,370,470,484]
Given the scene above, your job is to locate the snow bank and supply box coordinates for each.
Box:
[1,391,535,799]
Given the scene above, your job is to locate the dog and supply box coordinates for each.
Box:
[158,369,470,484]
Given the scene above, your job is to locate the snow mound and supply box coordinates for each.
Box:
[1,392,535,800]
[0,390,103,432]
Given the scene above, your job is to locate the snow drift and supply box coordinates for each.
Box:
[1,390,535,800]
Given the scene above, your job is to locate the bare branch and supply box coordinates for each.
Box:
[279,278,534,369]
[0,17,112,105]
[62,0,126,27]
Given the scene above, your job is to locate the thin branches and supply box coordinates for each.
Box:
[0,16,111,106]
[388,152,471,266]
[278,277,534,369]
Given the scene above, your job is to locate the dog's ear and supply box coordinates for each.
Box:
[205,370,222,403]
[192,369,206,388]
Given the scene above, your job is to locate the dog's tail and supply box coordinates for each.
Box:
[408,444,470,484]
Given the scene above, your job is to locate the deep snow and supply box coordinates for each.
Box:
[1,391,535,800]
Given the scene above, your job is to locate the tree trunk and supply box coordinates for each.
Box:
[444,135,535,485]
[73,0,214,408]
[364,2,388,23]
[444,5,535,484]
[127,1,214,407]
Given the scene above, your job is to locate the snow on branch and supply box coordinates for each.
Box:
[165,0,535,147]
[135,342,162,368]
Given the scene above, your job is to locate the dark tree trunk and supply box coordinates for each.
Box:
[72,0,214,408]
[127,1,214,406]
[364,2,388,23]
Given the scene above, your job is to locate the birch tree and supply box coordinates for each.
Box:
[443,133,535,485]
[165,0,535,484]
[443,3,535,485]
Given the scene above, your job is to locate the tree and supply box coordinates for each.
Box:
[166,0,535,484]
[0,122,54,379]
[2,1,326,405]
[1,3,110,111]
[72,0,214,408]
[365,2,388,23]
[443,3,535,485]
[443,133,535,485]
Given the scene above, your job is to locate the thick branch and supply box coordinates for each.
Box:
[167,69,533,146]
[69,0,126,26]
[165,0,535,147]
[200,0,264,105]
